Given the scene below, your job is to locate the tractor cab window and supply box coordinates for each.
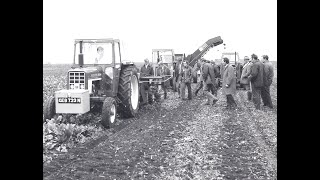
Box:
[74,42,113,65]
[152,51,174,64]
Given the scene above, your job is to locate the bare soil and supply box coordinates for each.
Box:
[43,83,277,180]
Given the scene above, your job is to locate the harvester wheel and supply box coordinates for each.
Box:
[117,65,140,118]
[101,97,117,129]
[44,96,56,122]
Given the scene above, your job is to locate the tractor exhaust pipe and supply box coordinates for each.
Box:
[79,41,84,67]
[79,53,84,67]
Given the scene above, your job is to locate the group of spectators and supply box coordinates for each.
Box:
[240,54,274,110]
[139,54,274,110]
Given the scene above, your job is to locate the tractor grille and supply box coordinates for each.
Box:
[69,72,85,89]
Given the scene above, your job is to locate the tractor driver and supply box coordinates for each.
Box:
[94,46,111,64]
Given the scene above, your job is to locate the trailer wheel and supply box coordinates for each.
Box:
[44,96,55,122]
[117,65,140,118]
[101,97,117,129]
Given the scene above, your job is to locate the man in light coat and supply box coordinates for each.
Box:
[240,56,253,101]
[202,59,218,105]
[261,55,274,108]
[222,57,237,109]
[248,54,264,110]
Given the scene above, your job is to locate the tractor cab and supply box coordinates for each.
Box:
[70,39,123,97]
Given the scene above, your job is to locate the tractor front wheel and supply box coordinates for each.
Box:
[44,96,55,122]
[101,97,117,129]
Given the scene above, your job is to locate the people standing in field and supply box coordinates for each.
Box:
[261,55,274,108]
[222,57,237,109]
[247,54,264,110]
[180,59,192,100]
[140,58,154,105]
[240,56,253,101]
[202,59,218,105]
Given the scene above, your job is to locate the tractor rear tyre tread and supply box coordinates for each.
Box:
[117,65,139,118]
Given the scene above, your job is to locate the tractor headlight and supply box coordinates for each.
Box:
[80,84,84,89]
[70,84,74,89]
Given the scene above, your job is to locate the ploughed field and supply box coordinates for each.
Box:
[43,63,277,179]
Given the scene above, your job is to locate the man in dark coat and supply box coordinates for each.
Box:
[210,59,220,97]
[157,61,171,99]
[248,54,264,110]
[180,60,192,100]
[174,58,182,98]
[140,58,154,105]
[240,56,253,101]
[222,57,237,109]
[194,59,205,96]
[202,59,218,105]
[261,55,274,108]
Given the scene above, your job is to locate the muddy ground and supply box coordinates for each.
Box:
[43,83,277,180]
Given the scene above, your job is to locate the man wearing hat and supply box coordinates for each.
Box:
[261,55,274,108]
[248,54,264,110]
[222,57,237,109]
[180,59,192,100]
[240,56,253,101]
[140,58,154,105]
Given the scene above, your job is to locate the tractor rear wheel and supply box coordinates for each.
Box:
[44,96,55,122]
[117,65,140,118]
[101,97,117,129]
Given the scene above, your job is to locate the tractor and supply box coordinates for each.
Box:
[43,39,140,129]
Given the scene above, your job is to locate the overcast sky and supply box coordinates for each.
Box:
[43,0,277,64]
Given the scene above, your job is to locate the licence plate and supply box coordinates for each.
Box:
[58,97,81,103]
